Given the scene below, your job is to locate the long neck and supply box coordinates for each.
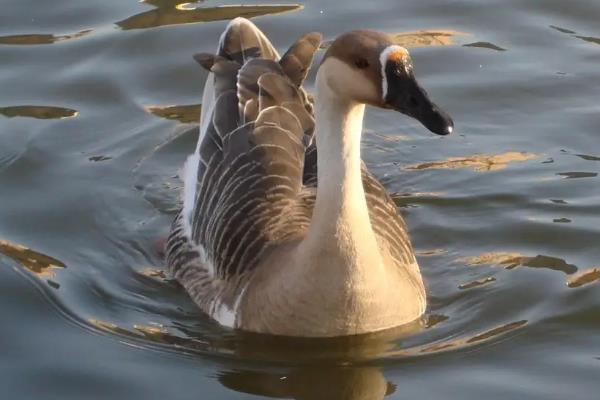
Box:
[301,72,382,268]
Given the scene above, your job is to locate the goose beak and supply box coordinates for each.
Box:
[385,76,454,136]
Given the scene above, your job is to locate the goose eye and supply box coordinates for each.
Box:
[354,58,370,69]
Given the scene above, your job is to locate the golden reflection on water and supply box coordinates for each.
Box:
[146,104,201,123]
[567,268,600,288]
[84,311,533,398]
[459,252,579,275]
[0,105,78,119]
[465,320,527,343]
[406,151,538,172]
[322,30,466,49]
[142,0,202,7]
[400,320,528,355]
[459,276,496,290]
[87,309,528,361]
[0,239,66,279]
[0,30,91,45]
[116,3,303,30]
[140,267,168,280]
[392,30,466,48]
[391,191,444,208]
[415,248,448,257]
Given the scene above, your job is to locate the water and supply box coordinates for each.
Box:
[1,0,599,398]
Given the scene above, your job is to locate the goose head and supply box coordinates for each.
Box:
[319,30,453,135]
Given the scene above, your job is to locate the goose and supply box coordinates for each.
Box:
[166,17,453,337]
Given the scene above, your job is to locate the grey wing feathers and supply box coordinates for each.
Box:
[167,19,321,315]
[237,59,285,123]
[217,17,280,64]
[191,75,311,279]
[280,32,322,86]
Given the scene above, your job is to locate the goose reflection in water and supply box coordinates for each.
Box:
[218,367,396,400]
[208,322,420,400]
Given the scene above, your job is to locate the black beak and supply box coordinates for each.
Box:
[384,73,454,136]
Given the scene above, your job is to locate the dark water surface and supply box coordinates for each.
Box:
[1,0,599,398]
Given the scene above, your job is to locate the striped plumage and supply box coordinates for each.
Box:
[167,18,321,324]
[166,18,453,336]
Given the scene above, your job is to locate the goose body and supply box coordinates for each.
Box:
[166,18,453,337]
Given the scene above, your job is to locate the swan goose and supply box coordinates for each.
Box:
[166,18,453,337]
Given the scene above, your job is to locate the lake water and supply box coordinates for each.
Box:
[1,0,599,398]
